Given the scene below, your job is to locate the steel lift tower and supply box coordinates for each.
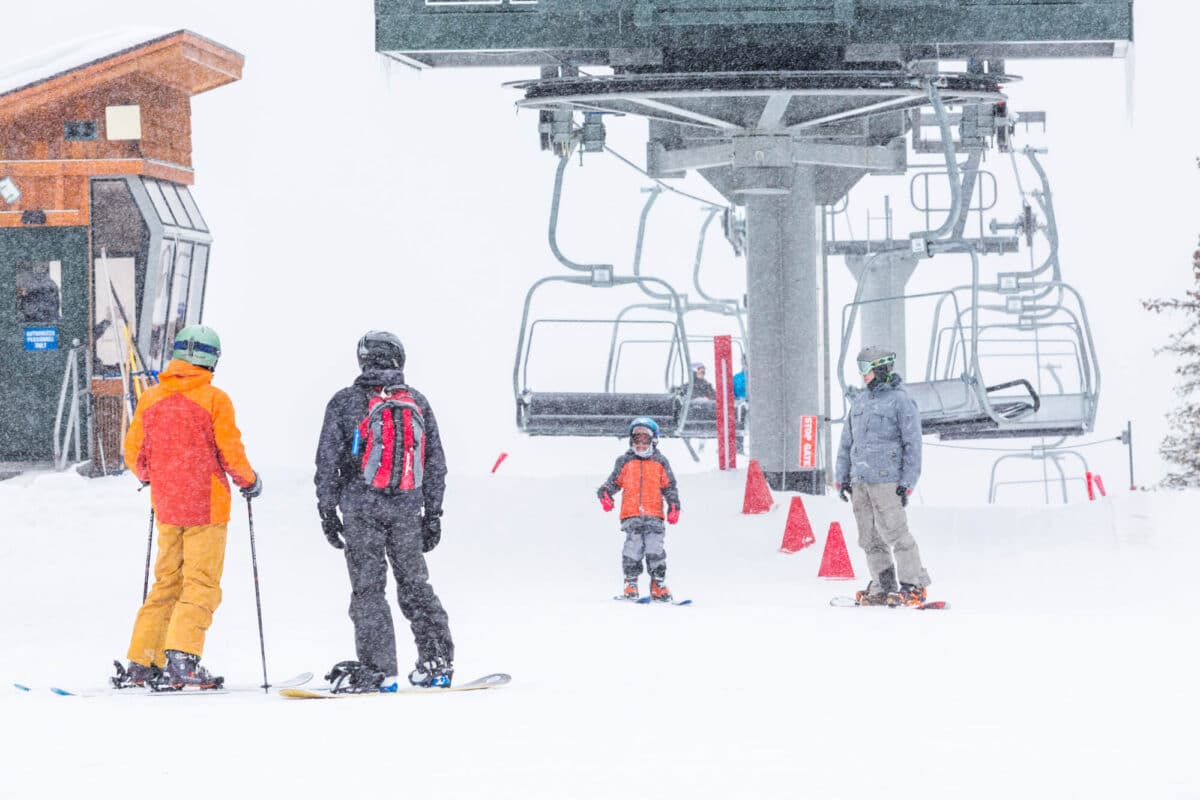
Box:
[376,0,1132,492]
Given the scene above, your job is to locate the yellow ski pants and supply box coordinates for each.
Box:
[126,522,228,667]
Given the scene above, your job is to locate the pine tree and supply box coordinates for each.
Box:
[1144,244,1200,487]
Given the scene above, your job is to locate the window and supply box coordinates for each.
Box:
[187,244,209,323]
[161,183,192,229]
[142,179,177,226]
[177,187,209,232]
[94,256,137,372]
[147,240,176,368]
[16,261,62,323]
[167,241,194,347]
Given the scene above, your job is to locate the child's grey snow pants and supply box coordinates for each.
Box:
[621,516,667,580]
[851,481,931,591]
[340,490,453,676]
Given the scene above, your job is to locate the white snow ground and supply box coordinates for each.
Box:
[1,465,1196,799]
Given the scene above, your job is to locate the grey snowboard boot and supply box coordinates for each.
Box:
[163,649,224,690]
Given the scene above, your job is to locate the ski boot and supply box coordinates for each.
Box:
[886,584,928,608]
[854,581,890,606]
[409,655,453,689]
[325,660,387,694]
[649,577,673,603]
[161,649,224,690]
[622,578,640,600]
[110,660,161,689]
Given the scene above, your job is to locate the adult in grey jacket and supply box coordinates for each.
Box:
[315,331,453,687]
[835,345,931,606]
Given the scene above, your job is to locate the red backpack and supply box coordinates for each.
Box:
[354,385,426,491]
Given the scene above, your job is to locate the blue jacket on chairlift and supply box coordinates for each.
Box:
[835,374,922,490]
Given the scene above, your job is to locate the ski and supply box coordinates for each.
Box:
[635,597,693,606]
[23,671,314,698]
[280,672,511,700]
[829,596,948,610]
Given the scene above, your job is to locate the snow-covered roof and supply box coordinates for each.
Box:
[0,27,192,99]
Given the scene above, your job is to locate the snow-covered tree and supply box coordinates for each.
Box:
[1144,242,1200,487]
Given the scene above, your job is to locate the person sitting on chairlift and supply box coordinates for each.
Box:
[689,362,716,401]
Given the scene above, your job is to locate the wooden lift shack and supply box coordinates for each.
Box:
[0,29,242,477]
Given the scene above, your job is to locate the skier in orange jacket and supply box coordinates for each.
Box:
[114,325,261,690]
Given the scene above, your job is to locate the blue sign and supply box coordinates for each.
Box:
[24,327,59,351]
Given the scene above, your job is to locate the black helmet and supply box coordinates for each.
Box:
[357,330,405,370]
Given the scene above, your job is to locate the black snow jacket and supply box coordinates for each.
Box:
[315,367,447,516]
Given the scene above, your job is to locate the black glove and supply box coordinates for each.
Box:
[896,485,909,507]
[838,483,851,502]
[421,510,442,553]
[320,507,344,549]
[240,474,263,499]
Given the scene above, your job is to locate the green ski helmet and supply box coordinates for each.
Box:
[172,325,222,369]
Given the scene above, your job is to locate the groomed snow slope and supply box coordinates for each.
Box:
[1,466,1195,798]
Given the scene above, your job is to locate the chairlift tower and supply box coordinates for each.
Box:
[376,0,1132,493]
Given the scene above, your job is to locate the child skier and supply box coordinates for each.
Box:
[597,417,681,601]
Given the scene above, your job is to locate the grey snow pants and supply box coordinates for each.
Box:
[850,481,931,592]
[341,496,453,676]
[621,516,667,580]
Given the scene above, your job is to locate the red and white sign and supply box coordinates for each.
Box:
[799,415,818,469]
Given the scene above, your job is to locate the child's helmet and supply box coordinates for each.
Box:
[628,416,660,438]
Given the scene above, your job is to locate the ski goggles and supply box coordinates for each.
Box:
[631,431,655,445]
[857,354,895,376]
[178,340,221,359]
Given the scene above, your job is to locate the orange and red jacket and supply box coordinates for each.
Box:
[598,450,680,520]
[123,359,257,526]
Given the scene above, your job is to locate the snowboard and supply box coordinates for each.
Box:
[829,596,948,610]
[279,672,511,699]
[16,672,314,697]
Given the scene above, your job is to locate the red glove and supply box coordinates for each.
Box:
[599,492,614,512]
[666,504,680,525]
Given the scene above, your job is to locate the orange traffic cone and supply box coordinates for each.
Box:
[817,521,855,579]
[742,459,774,514]
[779,496,816,553]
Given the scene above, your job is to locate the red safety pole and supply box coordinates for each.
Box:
[713,335,736,470]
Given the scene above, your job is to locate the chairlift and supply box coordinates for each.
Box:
[988,445,1091,504]
[514,281,696,437]
[513,156,699,439]
[615,193,750,449]
[835,102,1100,440]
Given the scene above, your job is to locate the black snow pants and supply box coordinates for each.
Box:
[340,487,453,676]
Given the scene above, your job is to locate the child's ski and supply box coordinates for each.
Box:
[829,596,948,610]
[280,672,511,699]
[635,597,693,606]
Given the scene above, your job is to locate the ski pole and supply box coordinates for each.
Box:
[138,485,155,604]
[246,498,270,693]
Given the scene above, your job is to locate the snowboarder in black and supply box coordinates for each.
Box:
[314,331,453,688]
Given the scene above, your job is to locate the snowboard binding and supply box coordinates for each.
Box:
[325,660,387,694]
